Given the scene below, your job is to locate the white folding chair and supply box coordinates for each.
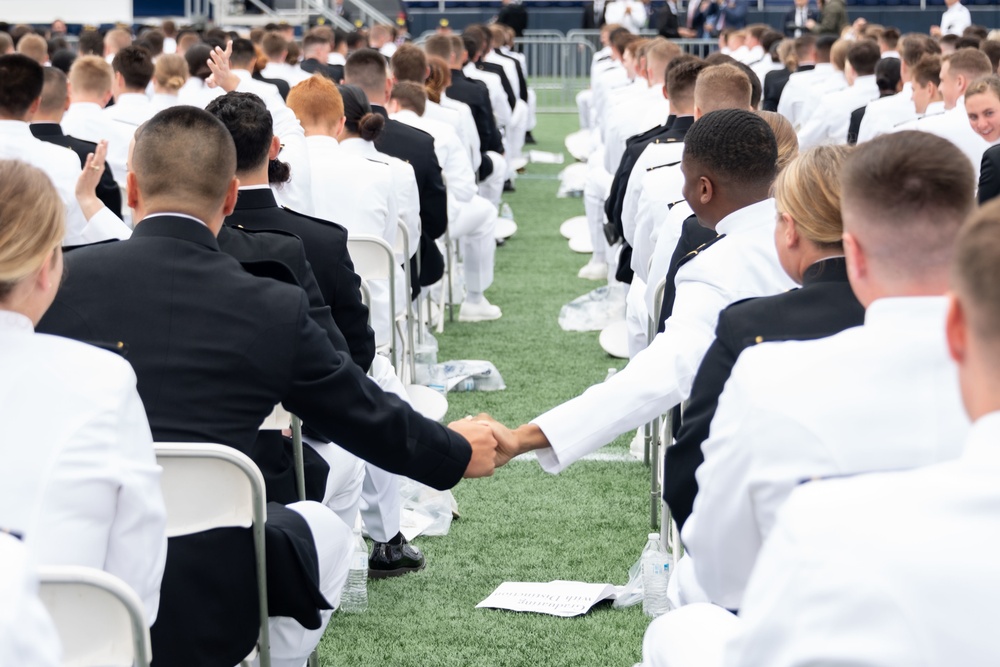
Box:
[347,235,399,370]
[154,443,270,667]
[647,276,668,527]
[37,565,152,667]
[394,220,418,383]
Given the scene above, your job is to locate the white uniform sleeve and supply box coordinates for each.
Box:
[532,256,730,472]
[683,348,837,611]
[103,370,168,625]
[81,206,132,243]
[727,488,921,667]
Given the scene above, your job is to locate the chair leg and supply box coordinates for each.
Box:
[309,650,320,667]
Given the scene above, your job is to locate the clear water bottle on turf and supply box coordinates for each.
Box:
[341,530,369,613]
[641,532,672,618]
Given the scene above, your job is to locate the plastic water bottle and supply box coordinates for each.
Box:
[499,202,514,220]
[641,533,672,618]
[341,530,369,613]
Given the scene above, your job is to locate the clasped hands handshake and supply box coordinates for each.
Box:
[450,414,549,479]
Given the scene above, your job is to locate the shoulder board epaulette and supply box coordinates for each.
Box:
[365,157,389,166]
[647,160,681,172]
[82,339,129,358]
[279,205,341,228]
[797,470,901,486]
[678,233,726,268]
[666,198,686,209]
[232,224,302,241]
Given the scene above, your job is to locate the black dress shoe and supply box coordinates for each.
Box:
[369,532,426,579]
[525,131,537,145]
[503,179,515,192]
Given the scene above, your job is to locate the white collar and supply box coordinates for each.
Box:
[114,93,150,105]
[964,412,1000,462]
[239,184,272,191]
[863,296,948,329]
[0,310,33,333]
[338,137,376,154]
[68,102,105,114]
[391,109,420,123]
[0,119,32,136]
[716,198,777,237]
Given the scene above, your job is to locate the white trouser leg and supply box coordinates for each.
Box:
[478,151,507,207]
[265,501,353,667]
[583,151,613,267]
[639,603,741,667]
[507,100,528,172]
[450,195,498,294]
[626,276,649,358]
[301,438,365,529]
[359,355,408,543]
[576,89,592,130]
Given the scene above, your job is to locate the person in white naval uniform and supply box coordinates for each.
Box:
[0,55,129,245]
[260,32,313,88]
[483,110,797,471]
[935,0,972,37]
[0,160,167,624]
[777,35,841,129]
[641,178,1000,667]
[894,49,992,180]
[797,39,880,149]
[605,0,649,33]
[62,55,134,189]
[675,130,974,617]
[0,533,61,667]
[856,33,940,143]
[105,46,157,133]
[388,82,504,323]
[286,77,400,347]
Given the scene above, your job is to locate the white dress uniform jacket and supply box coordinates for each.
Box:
[463,63,513,132]
[604,0,649,33]
[0,311,168,623]
[683,297,969,611]
[777,63,841,129]
[531,199,796,472]
[722,410,1000,667]
[797,74,880,149]
[622,139,686,255]
[0,120,129,245]
[103,92,157,130]
[436,96,481,172]
[941,1,972,36]
[0,533,61,667]
[856,82,914,143]
[261,61,314,87]
[604,84,665,174]
[631,160,686,281]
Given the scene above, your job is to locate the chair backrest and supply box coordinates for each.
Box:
[650,276,667,341]
[347,235,395,283]
[154,443,271,667]
[38,565,152,667]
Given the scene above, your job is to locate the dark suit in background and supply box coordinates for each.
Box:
[497,2,528,37]
[225,187,375,371]
[663,257,865,529]
[301,57,343,83]
[447,68,504,157]
[30,122,122,218]
[979,144,1000,205]
[762,64,812,112]
[783,5,820,36]
[656,1,682,38]
[370,104,450,292]
[37,215,472,665]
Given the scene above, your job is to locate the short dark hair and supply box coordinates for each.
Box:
[0,54,44,117]
[133,106,237,208]
[847,39,880,76]
[390,80,427,115]
[38,66,68,114]
[911,54,941,88]
[344,48,388,94]
[981,40,1000,74]
[78,29,104,56]
[185,44,213,81]
[684,109,777,190]
[841,131,973,276]
[111,45,154,89]
[337,83,385,141]
[964,24,989,42]
[205,92,274,174]
[956,36,982,51]
[50,48,76,74]
[424,35,453,61]
[666,55,704,108]
[880,27,900,49]
[391,44,427,84]
[815,34,837,61]
[230,38,258,67]
[794,34,816,61]
[900,33,941,68]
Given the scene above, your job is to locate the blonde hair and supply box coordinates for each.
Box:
[154,54,188,93]
[15,33,47,64]
[774,145,850,248]
[0,161,64,300]
[965,74,1000,103]
[69,55,114,96]
[755,110,799,172]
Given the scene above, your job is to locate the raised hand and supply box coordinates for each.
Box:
[206,40,239,93]
[76,139,108,220]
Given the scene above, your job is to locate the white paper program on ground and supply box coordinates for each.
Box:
[477,581,619,617]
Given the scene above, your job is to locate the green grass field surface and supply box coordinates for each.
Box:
[318,113,652,667]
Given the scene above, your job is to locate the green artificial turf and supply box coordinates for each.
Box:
[318,113,653,667]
